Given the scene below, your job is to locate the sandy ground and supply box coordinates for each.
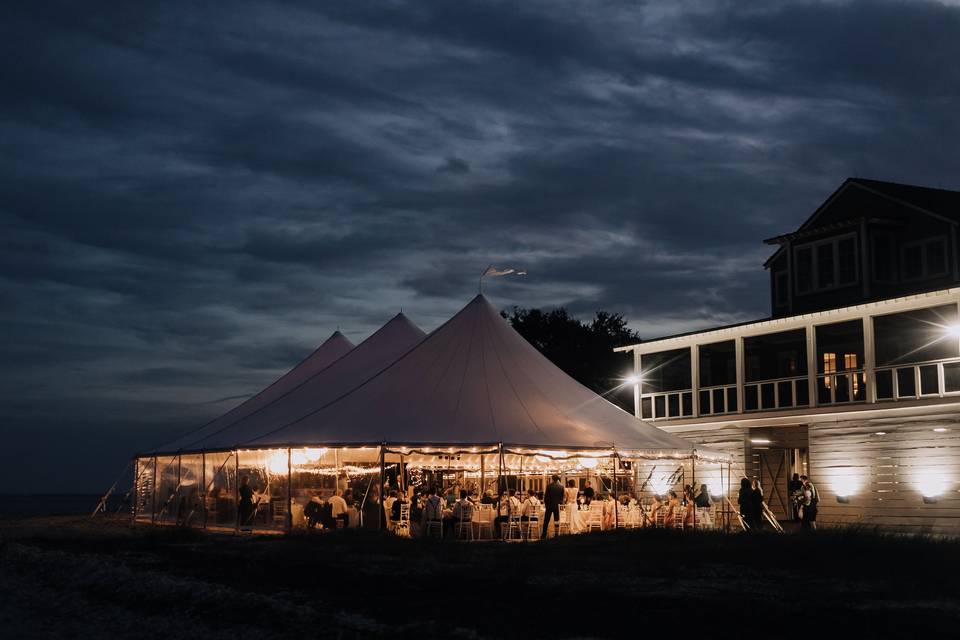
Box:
[2,516,959,639]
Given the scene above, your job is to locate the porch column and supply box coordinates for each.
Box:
[863,314,876,403]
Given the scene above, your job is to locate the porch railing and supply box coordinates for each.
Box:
[743,375,809,412]
[698,383,738,416]
[875,357,960,401]
[639,390,694,420]
[816,369,866,405]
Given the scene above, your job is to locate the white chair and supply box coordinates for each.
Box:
[696,506,714,529]
[475,504,494,539]
[557,504,571,536]
[456,508,475,541]
[586,503,603,533]
[424,518,443,539]
[673,507,685,530]
[524,506,542,541]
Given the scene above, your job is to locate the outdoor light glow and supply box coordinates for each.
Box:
[623,373,641,386]
[915,472,949,498]
[874,432,887,436]
[933,427,948,433]
[266,450,289,474]
[579,457,599,469]
[750,438,771,445]
[832,477,859,498]
[945,323,960,338]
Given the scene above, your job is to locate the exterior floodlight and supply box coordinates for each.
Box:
[915,474,948,503]
[923,495,938,504]
[750,438,771,445]
[836,495,850,504]
[874,431,887,436]
[934,427,948,433]
[945,323,960,338]
[832,477,859,502]
[624,373,641,386]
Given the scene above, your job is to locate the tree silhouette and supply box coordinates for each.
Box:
[501,307,639,412]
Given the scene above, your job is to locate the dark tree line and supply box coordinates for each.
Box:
[501,306,639,412]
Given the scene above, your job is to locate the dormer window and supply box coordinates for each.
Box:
[901,237,947,281]
[794,233,858,295]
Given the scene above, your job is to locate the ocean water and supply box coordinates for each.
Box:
[0,494,127,520]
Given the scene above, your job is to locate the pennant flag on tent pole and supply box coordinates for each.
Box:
[479,265,527,292]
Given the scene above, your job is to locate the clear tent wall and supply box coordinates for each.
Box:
[134,446,733,532]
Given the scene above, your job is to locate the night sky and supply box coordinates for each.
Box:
[3,1,960,494]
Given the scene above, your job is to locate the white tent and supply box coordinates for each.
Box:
[239,295,724,461]
[153,314,424,454]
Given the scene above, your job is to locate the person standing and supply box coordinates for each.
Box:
[582,480,595,505]
[750,479,765,532]
[328,490,349,528]
[238,475,255,530]
[800,475,818,530]
[541,475,564,539]
[737,477,753,531]
[788,473,803,521]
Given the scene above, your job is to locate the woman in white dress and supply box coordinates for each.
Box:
[564,479,582,533]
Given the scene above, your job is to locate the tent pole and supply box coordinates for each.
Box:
[613,451,619,529]
[379,444,386,531]
[132,459,139,523]
[726,461,732,533]
[691,455,696,531]
[234,450,240,535]
[202,452,207,530]
[176,454,182,525]
[481,453,486,497]
[498,443,504,536]
[151,456,157,525]
[287,447,292,533]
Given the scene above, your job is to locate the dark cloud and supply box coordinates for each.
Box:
[3,0,959,492]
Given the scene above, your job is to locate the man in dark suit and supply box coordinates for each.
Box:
[541,475,565,539]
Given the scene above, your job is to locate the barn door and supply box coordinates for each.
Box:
[759,449,789,519]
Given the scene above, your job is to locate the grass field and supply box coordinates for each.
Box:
[2,516,958,639]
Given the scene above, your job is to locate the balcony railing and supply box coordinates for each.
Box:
[743,375,809,412]
[875,358,960,401]
[640,390,694,420]
[698,384,738,415]
[816,370,866,405]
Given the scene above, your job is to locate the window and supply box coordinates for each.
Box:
[699,341,736,387]
[873,304,960,366]
[901,237,948,281]
[794,233,858,295]
[816,320,864,373]
[744,329,808,382]
[774,271,788,307]
[640,348,691,394]
[872,232,895,283]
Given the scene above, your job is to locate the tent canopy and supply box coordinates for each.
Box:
[236,295,727,462]
[166,313,426,452]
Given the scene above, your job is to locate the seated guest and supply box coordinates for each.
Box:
[445,490,475,537]
[495,490,521,535]
[695,484,711,508]
[445,487,457,507]
[521,490,540,521]
[422,486,444,534]
[663,490,680,528]
[328,490,349,528]
[646,494,663,527]
[304,496,322,529]
[481,490,497,505]
[602,493,616,529]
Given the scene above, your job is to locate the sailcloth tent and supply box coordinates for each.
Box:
[153,314,425,453]
[242,295,722,459]
[133,296,730,534]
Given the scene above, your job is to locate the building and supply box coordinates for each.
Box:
[617,178,960,534]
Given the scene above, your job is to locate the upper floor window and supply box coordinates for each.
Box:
[901,237,948,281]
[872,232,895,283]
[794,233,858,295]
[744,329,807,382]
[640,348,691,394]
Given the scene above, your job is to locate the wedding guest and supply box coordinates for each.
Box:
[750,479,764,531]
[800,475,819,530]
[303,495,322,529]
[737,477,753,531]
[663,490,680,528]
[521,490,540,521]
[328,490,349,528]
[646,494,664,527]
[583,480,595,505]
[238,475,255,529]
[541,475,565,539]
[788,473,803,521]
[694,484,712,508]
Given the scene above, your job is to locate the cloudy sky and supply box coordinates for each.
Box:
[3,1,960,493]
